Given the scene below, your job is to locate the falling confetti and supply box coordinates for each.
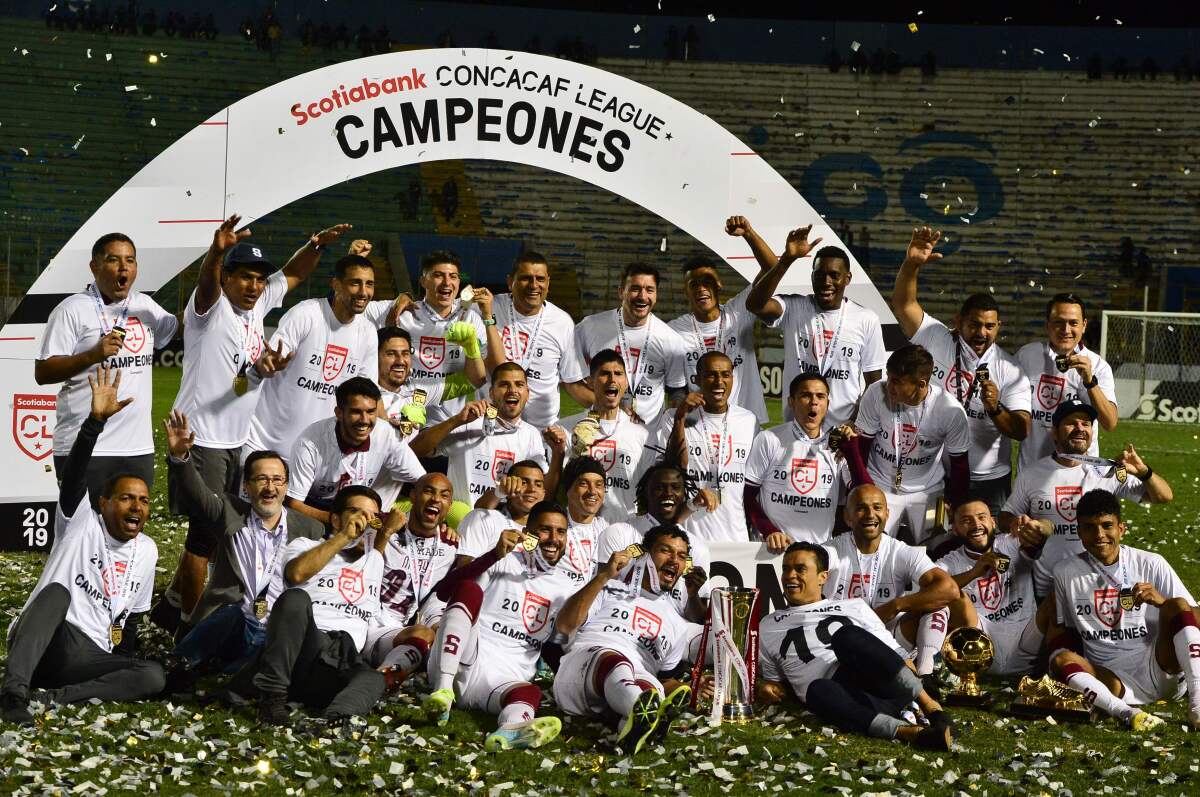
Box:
[125,85,138,92]
[707,13,715,22]
[150,118,157,127]
[908,22,919,32]
[633,24,641,33]
[72,134,85,150]
[1032,48,1045,55]
[660,237,668,252]
[850,41,861,52]
[105,52,112,61]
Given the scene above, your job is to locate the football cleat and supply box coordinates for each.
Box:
[1130,710,1164,733]
[422,688,455,726]
[485,716,563,751]
[649,684,691,745]
[615,690,661,756]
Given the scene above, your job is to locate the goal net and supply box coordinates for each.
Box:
[1100,311,1200,423]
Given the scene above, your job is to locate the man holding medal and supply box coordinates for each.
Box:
[574,263,690,424]
[285,377,426,525]
[558,349,653,522]
[36,232,178,500]
[455,459,548,564]
[1046,489,1200,732]
[740,218,886,429]
[161,411,324,691]
[1000,400,1172,597]
[2,365,163,725]
[421,502,577,750]
[891,226,1032,515]
[1017,293,1118,470]
[552,526,703,755]
[376,327,477,442]
[161,216,348,633]
[476,252,593,429]
[667,249,768,424]
[650,350,760,543]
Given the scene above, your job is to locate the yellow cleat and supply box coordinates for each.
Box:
[485,716,562,751]
[1131,710,1164,732]
[422,688,455,727]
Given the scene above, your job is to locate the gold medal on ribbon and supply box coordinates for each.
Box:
[254,598,268,621]
[828,427,844,451]
[412,389,427,407]
[993,554,1011,574]
[624,544,643,559]
[109,624,123,647]
[682,556,694,575]
[1119,587,1135,611]
[485,406,499,420]
[975,364,990,383]
[369,518,383,529]
[1114,465,1128,484]
[111,325,127,343]
[894,470,903,489]
[459,285,475,303]
[399,420,414,436]
[232,374,249,397]
[522,533,540,552]
[571,417,601,455]
[1054,354,1070,373]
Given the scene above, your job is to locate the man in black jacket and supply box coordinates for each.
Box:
[163,410,324,690]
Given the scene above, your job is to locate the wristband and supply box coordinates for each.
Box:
[985,403,1003,418]
[494,482,508,500]
[1084,375,1099,389]
[482,317,497,327]
[1141,466,1153,482]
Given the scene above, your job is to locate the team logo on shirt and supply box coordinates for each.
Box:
[895,423,919,456]
[1036,374,1065,410]
[944,366,973,396]
[812,328,835,359]
[1054,485,1082,521]
[100,561,128,597]
[337,567,365,603]
[322,344,349,381]
[706,433,733,465]
[789,458,818,494]
[614,345,642,374]
[978,571,1003,611]
[502,328,531,361]
[522,591,551,633]
[11,393,55,461]
[568,538,594,572]
[589,439,617,472]
[1093,586,1121,628]
[492,450,515,482]
[846,573,872,599]
[631,606,662,639]
[122,316,147,354]
[418,336,446,368]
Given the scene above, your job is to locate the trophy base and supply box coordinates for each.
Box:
[722,703,755,723]
[1008,697,1095,723]
[942,690,994,709]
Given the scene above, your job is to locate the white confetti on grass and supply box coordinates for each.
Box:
[124,85,138,92]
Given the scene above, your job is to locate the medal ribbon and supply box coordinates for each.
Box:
[1055,450,1123,479]
[615,310,651,407]
[699,409,730,491]
[618,551,661,598]
[502,295,546,368]
[951,333,985,407]
[88,283,130,336]
[97,527,138,641]
[1084,547,1130,591]
[891,400,927,490]
[402,529,441,608]
[852,545,885,605]
[689,307,726,356]
[804,303,846,375]
[250,514,288,602]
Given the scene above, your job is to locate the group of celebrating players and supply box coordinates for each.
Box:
[2,211,1197,757]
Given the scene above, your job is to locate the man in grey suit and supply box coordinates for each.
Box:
[162,411,324,691]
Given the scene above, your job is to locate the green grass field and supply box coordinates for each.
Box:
[0,367,1196,796]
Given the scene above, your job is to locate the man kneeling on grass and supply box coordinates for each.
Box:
[757,542,958,750]
[228,485,389,728]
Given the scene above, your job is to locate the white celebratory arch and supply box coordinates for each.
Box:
[0,48,893,549]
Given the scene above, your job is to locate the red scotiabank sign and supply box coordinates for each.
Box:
[13,394,55,461]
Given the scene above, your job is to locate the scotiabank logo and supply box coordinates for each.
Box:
[291,71,428,125]
[13,394,55,461]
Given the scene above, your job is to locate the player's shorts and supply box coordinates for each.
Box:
[881,489,942,543]
[425,627,531,713]
[980,620,1038,676]
[1110,648,1187,706]
[553,644,663,718]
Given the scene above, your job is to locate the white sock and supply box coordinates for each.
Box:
[498,700,535,728]
[382,641,426,675]
[1170,621,1200,711]
[602,660,641,717]
[1065,670,1137,723]
[434,604,474,692]
[915,609,949,676]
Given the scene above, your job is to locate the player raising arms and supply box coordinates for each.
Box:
[1047,489,1200,732]
[552,525,702,755]
[757,542,956,750]
[422,502,578,750]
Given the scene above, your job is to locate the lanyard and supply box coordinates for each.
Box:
[615,310,652,402]
[698,409,730,489]
[97,527,138,626]
[502,295,546,368]
[1084,548,1130,590]
[402,529,441,607]
[619,551,661,598]
[951,333,984,406]
[251,517,288,599]
[235,310,260,373]
[804,302,846,374]
[1056,451,1124,480]
[341,450,369,486]
[88,284,130,336]
[852,542,885,604]
[891,400,926,489]
[420,299,454,326]
[689,307,726,356]
[380,388,408,420]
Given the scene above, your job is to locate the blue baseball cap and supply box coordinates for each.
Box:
[223,242,274,274]
[1052,400,1097,427]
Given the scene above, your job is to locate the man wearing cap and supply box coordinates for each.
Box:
[999,400,1173,597]
[160,215,351,632]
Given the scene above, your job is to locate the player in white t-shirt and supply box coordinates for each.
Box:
[745,373,855,550]
[365,473,458,691]
[559,456,610,584]
[455,460,548,562]
[286,377,426,524]
[822,485,962,678]
[474,252,591,429]
[552,526,702,755]
[422,502,578,750]
[853,345,971,542]
[558,349,653,522]
[735,216,886,429]
[431,363,558,511]
[1017,293,1118,471]
[2,366,162,725]
[649,351,759,542]
[757,542,956,750]
[891,226,1032,514]
[237,486,389,728]
[379,250,489,425]
[936,498,1049,675]
[244,254,380,460]
[159,218,347,635]
[1046,489,1200,731]
[36,232,178,498]
[1000,400,1171,597]
[376,326,477,442]
[668,254,768,424]
[574,262,690,425]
